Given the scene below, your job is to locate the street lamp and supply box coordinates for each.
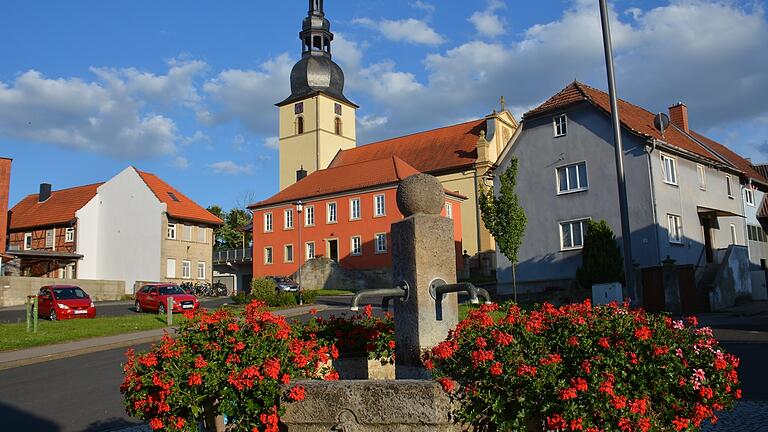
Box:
[295,200,304,305]
[598,0,635,302]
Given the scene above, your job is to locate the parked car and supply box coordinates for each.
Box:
[267,276,300,292]
[134,283,200,314]
[37,285,96,321]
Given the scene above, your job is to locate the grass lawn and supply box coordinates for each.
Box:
[0,314,186,352]
[458,303,508,321]
[313,289,354,296]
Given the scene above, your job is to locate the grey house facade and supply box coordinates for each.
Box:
[495,82,760,309]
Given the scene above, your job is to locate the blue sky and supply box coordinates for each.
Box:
[1,0,767,211]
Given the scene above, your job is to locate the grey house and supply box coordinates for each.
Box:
[495,82,762,310]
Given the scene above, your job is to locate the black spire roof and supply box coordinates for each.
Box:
[276,0,357,107]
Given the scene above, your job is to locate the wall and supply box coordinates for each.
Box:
[0,158,10,255]
[745,188,768,270]
[8,224,77,254]
[751,270,767,300]
[278,94,357,190]
[496,103,656,294]
[161,217,214,285]
[709,245,753,310]
[252,187,463,278]
[76,167,164,293]
[0,276,124,307]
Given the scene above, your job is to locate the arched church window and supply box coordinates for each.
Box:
[334,117,342,135]
[297,116,305,135]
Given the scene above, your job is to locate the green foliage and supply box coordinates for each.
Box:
[207,205,252,250]
[576,220,625,288]
[479,158,527,265]
[298,290,319,305]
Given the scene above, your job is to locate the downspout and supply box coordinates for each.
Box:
[646,139,662,264]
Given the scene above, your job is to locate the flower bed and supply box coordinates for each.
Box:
[425,300,741,432]
[121,301,337,432]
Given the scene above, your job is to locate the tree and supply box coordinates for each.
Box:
[479,157,527,301]
[207,205,253,250]
[576,220,624,289]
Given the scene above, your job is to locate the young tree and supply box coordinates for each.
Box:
[207,205,253,249]
[479,157,527,301]
[576,220,624,289]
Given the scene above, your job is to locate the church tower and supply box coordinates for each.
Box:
[277,0,357,190]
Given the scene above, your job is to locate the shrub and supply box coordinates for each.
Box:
[296,305,395,363]
[121,301,338,432]
[576,220,624,289]
[251,278,278,299]
[425,300,741,432]
[230,292,250,305]
[297,290,319,305]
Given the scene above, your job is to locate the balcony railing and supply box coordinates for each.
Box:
[213,248,252,264]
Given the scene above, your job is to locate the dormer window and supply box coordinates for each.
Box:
[553,114,567,137]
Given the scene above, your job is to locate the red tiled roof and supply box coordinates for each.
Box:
[328,119,486,173]
[251,156,463,208]
[758,194,768,220]
[753,164,768,180]
[136,171,223,226]
[9,183,102,230]
[525,82,724,164]
[688,131,768,186]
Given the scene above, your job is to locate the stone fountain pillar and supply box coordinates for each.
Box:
[392,174,459,379]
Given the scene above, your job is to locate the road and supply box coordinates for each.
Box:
[0,297,232,324]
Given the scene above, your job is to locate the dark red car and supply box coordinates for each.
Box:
[135,283,199,314]
[37,285,96,320]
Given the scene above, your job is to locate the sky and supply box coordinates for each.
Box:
[1,0,767,211]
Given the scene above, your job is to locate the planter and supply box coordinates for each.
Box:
[332,357,395,380]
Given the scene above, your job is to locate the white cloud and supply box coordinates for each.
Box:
[181,130,210,145]
[469,0,507,38]
[353,17,444,45]
[209,160,254,175]
[411,1,435,15]
[358,115,389,131]
[171,156,190,169]
[263,136,280,150]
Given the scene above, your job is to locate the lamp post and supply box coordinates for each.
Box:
[295,201,304,305]
[598,0,635,302]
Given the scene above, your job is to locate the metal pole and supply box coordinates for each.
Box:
[25,297,31,333]
[599,0,635,302]
[167,297,173,326]
[33,296,38,332]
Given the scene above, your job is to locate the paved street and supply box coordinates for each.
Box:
[0,297,232,324]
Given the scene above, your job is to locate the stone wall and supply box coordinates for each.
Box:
[710,245,753,311]
[292,257,391,291]
[0,276,125,307]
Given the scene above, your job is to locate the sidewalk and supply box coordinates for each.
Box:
[0,304,326,371]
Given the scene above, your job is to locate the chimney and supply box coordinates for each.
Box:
[668,102,689,133]
[39,183,52,202]
[296,167,307,182]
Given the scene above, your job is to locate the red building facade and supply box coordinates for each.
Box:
[250,157,464,278]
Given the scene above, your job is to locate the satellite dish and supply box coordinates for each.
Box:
[654,112,670,134]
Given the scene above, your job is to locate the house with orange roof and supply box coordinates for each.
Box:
[249,156,465,285]
[6,167,222,292]
[270,1,519,280]
[495,81,763,310]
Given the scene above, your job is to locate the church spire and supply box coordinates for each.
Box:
[309,0,324,15]
[301,0,333,58]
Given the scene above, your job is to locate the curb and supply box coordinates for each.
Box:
[0,304,327,371]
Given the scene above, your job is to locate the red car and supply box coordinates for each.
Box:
[37,285,97,320]
[135,284,200,314]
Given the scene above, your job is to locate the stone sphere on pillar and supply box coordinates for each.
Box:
[396,174,445,217]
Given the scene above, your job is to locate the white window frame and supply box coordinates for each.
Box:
[745,188,755,206]
[697,164,707,191]
[661,154,678,186]
[730,224,738,245]
[284,244,294,263]
[305,206,315,226]
[350,198,361,220]
[183,225,193,241]
[197,262,206,280]
[182,260,191,279]
[167,223,177,240]
[45,229,55,248]
[65,228,75,243]
[327,202,337,224]
[375,233,387,254]
[166,258,177,278]
[305,242,316,260]
[284,209,294,229]
[264,213,273,232]
[726,175,734,198]
[553,114,567,137]
[264,247,273,265]
[445,202,453,219]
[374,194,386,217]
[559,218,589,251]
[351,236,362,256]
[667,214,683,244]
[24,233,32,250]
[556,161,589,194]
[197,227,206,243]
